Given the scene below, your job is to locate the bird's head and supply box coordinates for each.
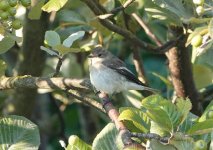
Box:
[88,46,110,60]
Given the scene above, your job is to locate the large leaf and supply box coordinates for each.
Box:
[66,135,91,150]
[187,119,213,135]
[169,132,194,150]
[142,95,181,132]
[45,31,61,47]
[0,115,40,150]
[176,98,192,124]
[62,31,85,47]
[42,0,68,12]
[28,0,46,20]
[0,36,15,54]
[92,123,123,150]
[119,107,150,133]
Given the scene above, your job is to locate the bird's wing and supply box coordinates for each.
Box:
[102,57,147,87]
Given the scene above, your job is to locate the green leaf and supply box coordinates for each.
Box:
[152,72,173,89]
[142,95,181,132]
[0,115,40,150]
[66,135,91,150]
[148,140,176,150]
[169,132,194,150]
[209,18,213,38]
[92,123,123,150]
[176,98,192,124]
[179,113,198,133]
[193,64,213,89]
[62,31,85,47]
[199,100,213,122]
[150,121,170,137]
[0,59,7,76]
[0,36,15,54]
[187,119,213,135]
[40,46,59,57]
[42,0,68,12]
[57,10,87,25]
[119,107,150,133]
[45,31,61,47]
[122,90,143,108]
[53,45,81,55]
[28,0,46,20]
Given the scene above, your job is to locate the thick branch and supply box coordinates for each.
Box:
[166,34,202,115]
[0,76,91,90]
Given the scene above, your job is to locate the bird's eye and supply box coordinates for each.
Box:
[98,53,102,57]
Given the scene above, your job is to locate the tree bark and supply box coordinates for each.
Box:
[8,11,49,117]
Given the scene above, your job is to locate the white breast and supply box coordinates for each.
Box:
[89,61,126,94]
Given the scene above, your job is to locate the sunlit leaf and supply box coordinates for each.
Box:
[142,95,182,132]
[28,0,46,20]
[42,0,68,12]
[45,31,61,47]
[92,123,123,150]
[187,119,213,135]
[0,36,15,54]
[0,115,40,150]
[119,107,150,133]
[176,98,192,124]
[62,31,85,47]
[66,135,91,150]
[54,45,81,55]
[40,46,59,56]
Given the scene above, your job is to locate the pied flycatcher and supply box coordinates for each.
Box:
[88,46,158,95]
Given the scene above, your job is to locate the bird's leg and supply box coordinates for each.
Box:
[98,92,111,108]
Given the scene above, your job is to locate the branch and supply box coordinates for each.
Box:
[131,13,162,46]
[53,56,64,77]
[81,0,179,54]
[111,0,135,14]
[131,132,169,143]
[98,92,145,149]
[0,76,91,90]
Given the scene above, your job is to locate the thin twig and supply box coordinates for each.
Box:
[132,49,148,84]
[111,0,135,14]
[131,13,162,46]
[131,132,169,143]
[53,56,64,77]
[81,0,180,54]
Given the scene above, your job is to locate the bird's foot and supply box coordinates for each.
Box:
[102,98,111,108]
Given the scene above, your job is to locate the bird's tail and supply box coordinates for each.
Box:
[142,86,160,93]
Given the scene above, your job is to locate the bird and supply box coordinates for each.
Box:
[88,46,159,95]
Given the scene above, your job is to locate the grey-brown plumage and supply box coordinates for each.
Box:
[88,47,158,94]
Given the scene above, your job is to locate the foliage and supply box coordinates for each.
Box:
[0,0,212,149]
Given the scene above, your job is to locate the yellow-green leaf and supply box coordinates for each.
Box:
[42,0,68,12]
[54,45,80,55]
[187,119,213,135]
[0,36,15,54]
[66,135,91,150]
